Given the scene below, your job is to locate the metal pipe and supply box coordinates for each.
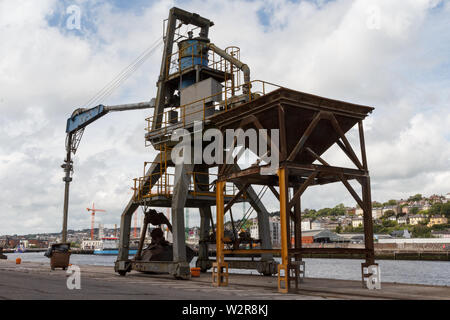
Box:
[207,43,251,93]
[105,99,155,112]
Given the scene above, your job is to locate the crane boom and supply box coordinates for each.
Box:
[66,99,155,134]
[61,99,155,243]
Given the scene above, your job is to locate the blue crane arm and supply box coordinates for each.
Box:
[65,105,108,134]
[65,100,154,134]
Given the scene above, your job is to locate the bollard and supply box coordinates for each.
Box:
[16,257,21,264]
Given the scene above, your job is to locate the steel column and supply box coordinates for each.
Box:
[171,163,194,263]
[277,167,289,293]
[213,180,228,286]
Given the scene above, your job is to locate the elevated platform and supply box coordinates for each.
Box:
[133,192,244,208]
[210,86,377,292]
[209,87,374,165]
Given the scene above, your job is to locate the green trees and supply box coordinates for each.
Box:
[382,199,398,206]
[429,202,450,218]
[382,220,397,228]
[372,201,383,208]
[303,204,346,219]
[412,224,431,238]
[408,194,423,202]
[382,210,396,218]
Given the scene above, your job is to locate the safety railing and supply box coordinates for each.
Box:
[145,79,282,142]
[166,43,241,83]
[133,145,243,201]
[133,170,240,201]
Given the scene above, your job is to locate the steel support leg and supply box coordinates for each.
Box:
[293,186,305,284]
[360,176,380,289]
[277,167,289,293]
[213,180,228,286]
[115,199,138,275]
[197,206,213,271]
[115,153,163,275]
[171,163,194,278]
[194,165,213,272]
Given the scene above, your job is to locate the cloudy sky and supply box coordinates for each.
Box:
[1,0,449,235]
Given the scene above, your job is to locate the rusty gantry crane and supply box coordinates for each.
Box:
[114,7,379,293]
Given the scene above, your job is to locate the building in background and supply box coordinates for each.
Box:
[372,208,383,219]
[352,217,364,228]
[409,214,426,225]
[428,215,448,227]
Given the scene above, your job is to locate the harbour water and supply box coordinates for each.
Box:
[6,252,450,287]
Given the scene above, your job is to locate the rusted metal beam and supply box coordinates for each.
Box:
[328,114,364,170]
[335,139,358,167]
[306,147,330,166]
[286,163,367,179]
[287,111,322,161]
[293,185,302,259]
[358,120,368,170]
[361,177,375,264]
[287,172,318,213]
[278,105,287,161]
[339,174,364,210]
[223,183,249,214]
[269,185,280,201]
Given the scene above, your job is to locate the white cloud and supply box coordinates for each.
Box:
[0,0,449,234]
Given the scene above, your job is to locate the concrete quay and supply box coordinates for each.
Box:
[0,260,448,300]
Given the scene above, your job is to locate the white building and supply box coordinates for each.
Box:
[352,218,364,228]
[355,207,364,216]
[269,216,280,247]
[249,222,259,240]
[311,220,323,230]
[397,215,409,224]
[372,208,383,219]
[250,216,281,247]
[301,219,311,231]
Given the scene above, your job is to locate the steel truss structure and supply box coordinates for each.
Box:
[211,88,377,292]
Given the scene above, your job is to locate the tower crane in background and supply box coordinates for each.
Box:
[86,203,106,240]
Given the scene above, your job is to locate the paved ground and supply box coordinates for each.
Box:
[0,260,448,300]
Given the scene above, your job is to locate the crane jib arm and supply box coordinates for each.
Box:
[66,105,107,134]
[65,100,155,134]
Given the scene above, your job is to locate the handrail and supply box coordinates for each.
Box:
[133,151,242,201]
[166,41,240,78]
[145,79,282,141]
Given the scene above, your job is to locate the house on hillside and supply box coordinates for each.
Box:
[409,214,426,225]
[372,208,383,219]
[352,217,363,228]
[397,215,409,225]
[428,215,448,227]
